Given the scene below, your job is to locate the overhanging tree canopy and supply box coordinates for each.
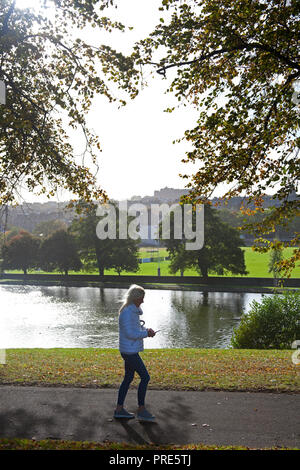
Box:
[0,0,133,205]
[107,0,300,276]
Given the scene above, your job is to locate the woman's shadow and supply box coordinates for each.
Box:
[114,394,192,445]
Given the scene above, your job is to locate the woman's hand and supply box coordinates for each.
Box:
[147,328,156,337]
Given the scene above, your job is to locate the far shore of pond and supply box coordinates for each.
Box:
[0,277,290,294]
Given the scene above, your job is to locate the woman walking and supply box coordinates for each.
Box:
[114,284,156,422]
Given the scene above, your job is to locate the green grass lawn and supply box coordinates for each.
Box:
[3,247,300,278]
[242,247,300,277]
[105,247,300,278]
[1,348,299,392]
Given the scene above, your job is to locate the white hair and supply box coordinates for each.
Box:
[119,284,145,314]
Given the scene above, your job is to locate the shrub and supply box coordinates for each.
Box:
[231,290,300,349]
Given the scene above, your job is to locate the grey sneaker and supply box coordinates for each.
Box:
[114,408,135,419]
[137,408,155,422]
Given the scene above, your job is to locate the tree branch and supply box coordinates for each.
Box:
[155,41,300,76]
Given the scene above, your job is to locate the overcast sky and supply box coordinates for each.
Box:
[83,0,200,202]
[16,0,201,203]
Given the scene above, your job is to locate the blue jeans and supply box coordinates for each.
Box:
[117,353,150,407]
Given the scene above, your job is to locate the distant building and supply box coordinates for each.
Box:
[153,187,189,202]
[126,188,190,246]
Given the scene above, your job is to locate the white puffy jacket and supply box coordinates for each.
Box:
[118,303,148,354]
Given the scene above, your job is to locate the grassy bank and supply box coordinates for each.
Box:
[0,438,296,450]
[1,348,299,451]
[1,348,299,392]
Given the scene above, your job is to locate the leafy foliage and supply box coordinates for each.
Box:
[0,0,129,204]
[39,229,81,274]
[231,290,300,349]
[161,205,247,278]
[105,0,300,276]
[70,203,114,275]
[2,229,40,273]
[70,201,140,275]
[33,219,67,238]
[108,237,140,275]
[268,239,284,279]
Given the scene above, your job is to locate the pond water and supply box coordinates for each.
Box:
[0,285,270,349]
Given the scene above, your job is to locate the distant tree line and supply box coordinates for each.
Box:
[1,195,299,242]
[1,202,297,277]
[0,203,140,276]
[217,208,300,245]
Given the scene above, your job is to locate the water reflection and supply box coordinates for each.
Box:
[141,290,258,349]
[0,285,269,349]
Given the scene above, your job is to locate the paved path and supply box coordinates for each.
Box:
[0,386,299,448]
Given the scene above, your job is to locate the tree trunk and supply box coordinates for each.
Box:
[97,261,104,276]
[95,245,104,276]
[198,260,208,281]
